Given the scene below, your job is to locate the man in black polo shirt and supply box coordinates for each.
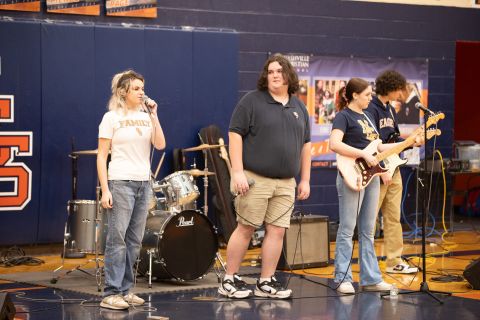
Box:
[218,54,311,299]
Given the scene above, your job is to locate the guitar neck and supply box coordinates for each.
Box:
[218,138,232,175]
[222,149,232,174]
[375,134,417,162]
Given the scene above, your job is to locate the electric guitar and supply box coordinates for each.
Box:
[336,112,445,191]
[383,128,442,179]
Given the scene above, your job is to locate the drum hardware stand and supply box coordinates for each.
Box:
[145,248,157,288]
[201,148,210,216]
[51,187,104,292]
[197,134,227,277]
[381,111,449,303]
[212,251,227,282]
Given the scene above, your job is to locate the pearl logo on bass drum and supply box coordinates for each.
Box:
[176,215,194,227]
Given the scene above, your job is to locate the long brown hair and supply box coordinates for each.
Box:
[337,78,370,110]
[256,54,299,94]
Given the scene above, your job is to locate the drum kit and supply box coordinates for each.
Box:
[140,142,227,287]
[52,142,227,289]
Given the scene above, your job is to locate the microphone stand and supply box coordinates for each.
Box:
[381,110,450,303]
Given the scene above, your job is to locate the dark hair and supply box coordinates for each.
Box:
[375,70,406,96]
[337,78,370,110]
[257,54,299,94]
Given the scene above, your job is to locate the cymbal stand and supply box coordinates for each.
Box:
[212,248,227,282]
[202,149,209,216]
[93,185,103,291]
[198,144,226,278]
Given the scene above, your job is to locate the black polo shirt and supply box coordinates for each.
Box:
[229,90,310,179]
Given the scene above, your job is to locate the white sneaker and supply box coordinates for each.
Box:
[362,281,392,292]
[123,293,145,306]
[254,276,293,299]
[218,274,252,299]
[100,295,129,310]
[386,262,418,274]
[336,282,355,294]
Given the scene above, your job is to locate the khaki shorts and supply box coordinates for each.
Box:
[234,170,296,228]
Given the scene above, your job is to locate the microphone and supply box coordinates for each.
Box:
[143,95,152,114]
[232,178,255,196]
[414,102,434,115]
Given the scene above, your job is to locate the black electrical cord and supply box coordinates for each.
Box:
[0,246,44,267]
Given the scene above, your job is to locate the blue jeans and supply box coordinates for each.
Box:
[103,180,151,297]
[334,173,382,286]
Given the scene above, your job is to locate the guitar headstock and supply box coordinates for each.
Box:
[411,112,445,138]
[425,112,445,129]
[218,138,229,161]
[426,128,441,140]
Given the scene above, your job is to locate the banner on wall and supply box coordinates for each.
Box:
[0,0,40,12]
[106,0,157,18]
[46,0,100,15]
[284,54,429,166]
[349,0,477,9]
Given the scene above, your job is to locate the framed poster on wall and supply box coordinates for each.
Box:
[284,54,429,167]
[0,0,40,12]
[46,0,100,15]
[106,0,157,18]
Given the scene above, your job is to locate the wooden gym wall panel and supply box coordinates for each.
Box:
[0,21,42,245]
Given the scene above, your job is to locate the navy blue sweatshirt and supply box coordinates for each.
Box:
[365,95,403,144]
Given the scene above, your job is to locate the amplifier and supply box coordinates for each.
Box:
[277,214,329,270]
[463,258,480,290]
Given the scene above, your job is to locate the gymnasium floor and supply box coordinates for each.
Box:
[1,221,479,319]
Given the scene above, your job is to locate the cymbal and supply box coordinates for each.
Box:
[71,149,110,156]
[185,169,216,177]
[183,144,225,152]
[71,149,99,156]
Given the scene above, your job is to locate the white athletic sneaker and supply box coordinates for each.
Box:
[254,276,292,299]
[336,282,355,294]
[386,262,419,274]
[362,281,392,292]
[218,274,252,299]
[123,293,145,306]
[100,295,129,310]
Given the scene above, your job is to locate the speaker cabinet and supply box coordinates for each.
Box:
[463,258,480,290]
[277,214,329,270]
[0,292,15,320]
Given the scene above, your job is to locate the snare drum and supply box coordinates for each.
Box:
[138,210,218,281]
[67,200,108,254]
[160,171,199,206]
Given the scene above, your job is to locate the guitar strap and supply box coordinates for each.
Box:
[362,112,380,136]
[388,104,401,137]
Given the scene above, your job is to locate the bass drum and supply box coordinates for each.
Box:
[139,210,218,281]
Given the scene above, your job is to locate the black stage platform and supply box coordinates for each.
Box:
[2,272,479,320]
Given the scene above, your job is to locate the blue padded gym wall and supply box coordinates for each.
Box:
[0,20,238,245]
[0,21,42,245]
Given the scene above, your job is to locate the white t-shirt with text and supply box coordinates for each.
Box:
[98,109,152,181]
